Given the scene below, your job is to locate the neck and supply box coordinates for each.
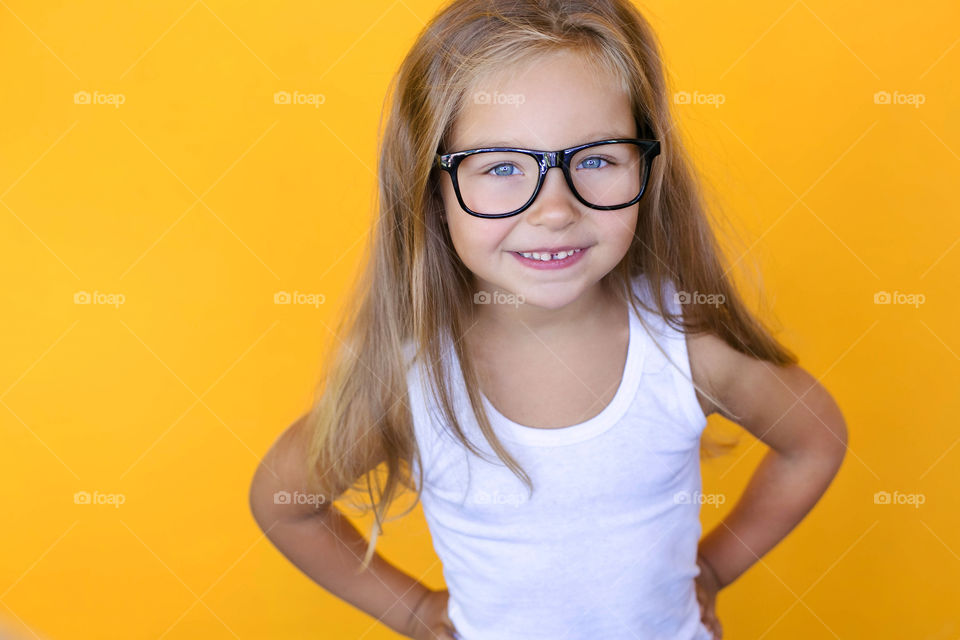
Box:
[469,277,620,340]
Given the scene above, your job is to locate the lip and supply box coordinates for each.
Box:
[511,246,589,270]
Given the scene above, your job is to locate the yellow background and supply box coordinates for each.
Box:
[1,1,958,638]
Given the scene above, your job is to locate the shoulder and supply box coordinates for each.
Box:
[685,331,847,455]
[685,327,800,421]
[685,327,796,421]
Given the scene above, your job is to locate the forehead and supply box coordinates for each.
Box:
[450,49,635,151]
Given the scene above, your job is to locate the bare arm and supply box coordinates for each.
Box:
[687,332,848,589]
[248,413,433,637]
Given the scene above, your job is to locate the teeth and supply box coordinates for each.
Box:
[519,248,582,261]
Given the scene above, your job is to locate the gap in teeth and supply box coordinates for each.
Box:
[519,248,581,261]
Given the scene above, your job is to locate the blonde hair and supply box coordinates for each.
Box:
[304,0,797,569]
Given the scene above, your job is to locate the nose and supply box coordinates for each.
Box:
[523,165,581,229]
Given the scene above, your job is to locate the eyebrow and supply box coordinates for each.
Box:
[459,132,633,150]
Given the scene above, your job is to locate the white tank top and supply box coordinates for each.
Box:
[404,275,712,640]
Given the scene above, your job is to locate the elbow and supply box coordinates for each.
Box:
[836,414,849,451]
[248,463,277,534]
[248,476,262,525]
[828,399,849,465]
[248,481,266,532]
[793,413,847,476]
[815,389,848,469]
[815,413,848,480]
[828,416,848,472]
[249,489,284,538]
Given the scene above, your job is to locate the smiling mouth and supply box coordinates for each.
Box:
[512,247,586,261]
[510,246,590,269]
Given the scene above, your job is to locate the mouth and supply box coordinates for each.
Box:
[510,246,589,269]
[513,246,586,260]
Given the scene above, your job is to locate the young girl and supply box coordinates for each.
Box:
[249,1,848,639]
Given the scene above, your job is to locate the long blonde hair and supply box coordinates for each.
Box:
[304,0,797,568]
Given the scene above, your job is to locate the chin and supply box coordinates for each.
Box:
[510,285,588,311]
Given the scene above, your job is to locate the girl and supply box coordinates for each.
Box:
[249,1,848,639]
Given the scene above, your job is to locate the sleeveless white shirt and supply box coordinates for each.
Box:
[405,275,712,640]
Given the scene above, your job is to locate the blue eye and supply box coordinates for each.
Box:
[577,156,610,170]
[489,163,522,177]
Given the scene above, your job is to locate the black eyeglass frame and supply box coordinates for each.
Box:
[434,137,661,219]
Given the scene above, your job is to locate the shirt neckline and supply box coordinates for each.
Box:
[476,297,646,447]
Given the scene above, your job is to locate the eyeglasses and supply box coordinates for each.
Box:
[434,137,660,219]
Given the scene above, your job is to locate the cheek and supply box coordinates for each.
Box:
[597,209,639,252]
[448,214,510,261]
